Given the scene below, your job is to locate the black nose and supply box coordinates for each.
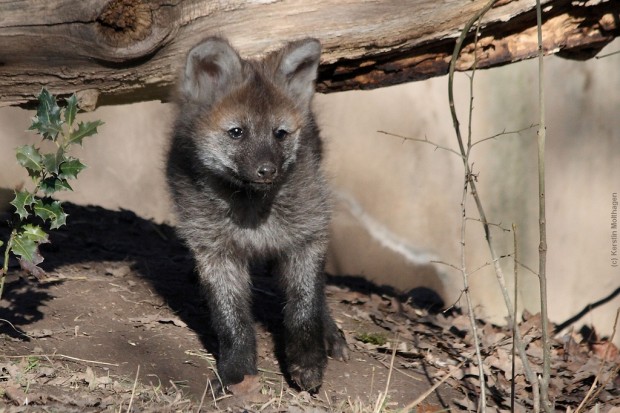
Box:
[256,162,277,181]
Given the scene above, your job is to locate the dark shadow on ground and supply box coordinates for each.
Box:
[0,202,448,387]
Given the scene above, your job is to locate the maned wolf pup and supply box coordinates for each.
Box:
[166,37,348,392]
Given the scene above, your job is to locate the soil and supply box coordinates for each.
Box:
[1,203,619,412]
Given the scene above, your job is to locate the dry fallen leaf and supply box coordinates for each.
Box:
[227,374,261,396]
[416,402,445,413]
[105,265,131,277]
[519,312,542,337]
[218,374,271,409]
[84,366,97,390]
[3,383,27,405]
[26,329,53,338]
[591,340,619,361]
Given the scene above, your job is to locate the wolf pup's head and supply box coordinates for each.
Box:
[178,37,321,191]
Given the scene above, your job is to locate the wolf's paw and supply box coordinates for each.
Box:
[289,361,325,393]
[326,328,349,362]
[286,343,327,393]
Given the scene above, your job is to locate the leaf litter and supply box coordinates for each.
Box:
[0,203,618,412]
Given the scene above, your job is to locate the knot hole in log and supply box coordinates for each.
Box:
[97,0,152,47]
[92,0,177,64]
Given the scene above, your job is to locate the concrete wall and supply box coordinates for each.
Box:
[1,38,619,341]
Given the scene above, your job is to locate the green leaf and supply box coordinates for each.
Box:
[58,158,86,180]
[34,199,67,229]
[40,176,73,194]
[11,232,38,262]
[10,191,35,220]
[42,149,67,175]
[65,94,78,127]
[16,145,43,173]
[68,120,104,146]
[21,224,48,243]
[29,88,63,141]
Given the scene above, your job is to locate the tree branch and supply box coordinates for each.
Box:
[447,0,542,410]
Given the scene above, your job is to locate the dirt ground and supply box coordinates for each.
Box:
[1,203,619,412]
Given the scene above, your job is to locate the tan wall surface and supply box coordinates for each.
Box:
[1,38,619,342]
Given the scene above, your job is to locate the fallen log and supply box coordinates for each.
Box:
[0,0,617,108]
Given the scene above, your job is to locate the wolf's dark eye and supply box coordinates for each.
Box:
[274,129,288,140]
[228,127,243,139]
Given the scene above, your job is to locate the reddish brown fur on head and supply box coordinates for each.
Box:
[177,37,321,189]
[180,37,321,110]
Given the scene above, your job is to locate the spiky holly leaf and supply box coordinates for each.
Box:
[58,158,86,180]
[40,176,72,194]
[68,120,104,146]
[11,232,38,262]
[16,145,43,173]
[42,150,67,175]
[64,94,78,127]
[21,224,49,244]
[10,191,35,220]
[34,199,67,229]
[13,229,46,278]
[29,88,63,141]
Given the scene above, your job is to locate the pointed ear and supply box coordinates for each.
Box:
[277,38,321,106]
[181,37,243,104]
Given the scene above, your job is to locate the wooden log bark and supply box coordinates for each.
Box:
[0,0,618,108]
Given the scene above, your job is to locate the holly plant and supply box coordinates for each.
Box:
[1,88,103,299]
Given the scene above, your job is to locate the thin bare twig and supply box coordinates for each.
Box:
[431,260,461,272]
[447,0,541,410]
[511,224,519,413]
[370,366,375,400]
[259,398,277,412]
[467,254,512,277]
[460,173,487,412]
[535,0,552,411]
[466,217,512,232]
[377,359,422,382]
[0,230,16,300]
[126,364,140,413]
[401,361,466,411]
[443,287,467,313]
[197,379,210,413]
[377,131,464,159]
[384,338,397,395]
[516,260,539,277]
[373,335,398,413]
[1,353,119,367]
[277,375,284,410]
[471,124,538,148]
[464,21,487,412]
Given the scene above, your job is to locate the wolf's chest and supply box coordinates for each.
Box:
[226,197,327,255]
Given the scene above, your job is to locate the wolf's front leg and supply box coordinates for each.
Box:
[198,255,257,388]
[278,242,333,392]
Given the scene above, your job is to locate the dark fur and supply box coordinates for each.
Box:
[166,37,348,392]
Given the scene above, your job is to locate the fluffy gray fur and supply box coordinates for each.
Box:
[166,37,348,392]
